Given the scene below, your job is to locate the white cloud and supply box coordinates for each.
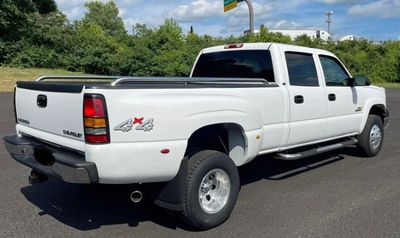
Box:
[267,20,305,30]
[168,0,274,22]
[168,0,223,22]
[64,6,84,19]
[54,0,83,20]
[120,0,143,4]
[124,16,164,33]
[55,0,83,8]
[319,0,359,4]
[348,0,400,18]
[219,16,248,34]
[55,0,145,20]
[233,2,274,18]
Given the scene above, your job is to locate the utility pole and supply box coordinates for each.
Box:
[238,0,254,35]
[325,10,333,35]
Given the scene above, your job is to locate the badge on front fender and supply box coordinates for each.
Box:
[114,117,154,132]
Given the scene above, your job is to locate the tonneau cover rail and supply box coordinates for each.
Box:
[36,75,119,81]
[36,75,272,86]
[111,77,271,86]
[18,75,277,91]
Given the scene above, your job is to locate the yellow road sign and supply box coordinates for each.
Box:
[224,0,237,12]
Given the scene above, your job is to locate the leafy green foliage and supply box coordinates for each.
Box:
[9,45,60,68]
[81,1,126,37]
[0,0,62,64]
[68,22,124,75]
[0,0,399,83]
[245,25,292,44]
[33,0,58,15]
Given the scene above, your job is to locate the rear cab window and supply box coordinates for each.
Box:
[192,50,275,83]
[285,52,319,87]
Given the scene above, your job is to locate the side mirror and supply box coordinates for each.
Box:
[347,77,355,87]
[353,74,371,86]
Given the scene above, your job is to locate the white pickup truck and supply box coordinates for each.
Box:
[4,43,389,230]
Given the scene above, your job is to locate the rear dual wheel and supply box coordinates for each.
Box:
[181,150,240,230]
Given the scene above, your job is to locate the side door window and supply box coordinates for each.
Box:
[285,52,319,86]
[319,55,349,86]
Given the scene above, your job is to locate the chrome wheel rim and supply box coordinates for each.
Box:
[198,169,231,214]
[370,124,382,150]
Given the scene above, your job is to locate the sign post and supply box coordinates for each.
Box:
[224,0,254,35]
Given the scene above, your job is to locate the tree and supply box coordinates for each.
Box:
[0,0,58,63]
[240,25,291,44]
[293,34,321,48]
[0,0,57,40]
[150,19,189,76]
[0,0,35,41]
[66,22,123,74]
[9,12,74,68]
[33,0,58,15]
[81,1,126,37]
[121,20,193,77]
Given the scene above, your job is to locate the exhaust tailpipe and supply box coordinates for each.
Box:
[28,170,48,185]
[130,190,143,203]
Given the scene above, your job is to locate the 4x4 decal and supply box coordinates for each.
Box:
[114,117,154,132]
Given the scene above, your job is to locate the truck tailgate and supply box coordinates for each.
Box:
[15,85,85,144]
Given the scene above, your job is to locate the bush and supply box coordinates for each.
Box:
[9,45,61,68]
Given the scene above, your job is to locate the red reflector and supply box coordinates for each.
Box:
[84,97,105,117]
[224,43,244,49]
[85,134,109,143]
[161,149,170,154]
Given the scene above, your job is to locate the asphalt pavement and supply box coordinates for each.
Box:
[0,90,399,238]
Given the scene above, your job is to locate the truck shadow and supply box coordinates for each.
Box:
[239,148,354,185]
[20,182,189,231]
[20,147,362,231]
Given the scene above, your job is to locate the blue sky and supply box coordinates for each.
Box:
[55,0,400,41]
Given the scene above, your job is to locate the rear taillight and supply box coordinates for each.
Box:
[83,94,110,144]
[14,87,17,123]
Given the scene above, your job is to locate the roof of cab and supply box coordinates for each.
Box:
[202,43,272,54]
[201,42,334,57]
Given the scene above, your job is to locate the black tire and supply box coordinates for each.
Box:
[357,115,384,157]
[181,150,240,230]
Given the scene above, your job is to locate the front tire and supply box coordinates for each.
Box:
[357,115,384,157]
[181,150,240,230]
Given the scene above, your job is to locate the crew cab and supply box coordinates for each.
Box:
[3,43,389,230]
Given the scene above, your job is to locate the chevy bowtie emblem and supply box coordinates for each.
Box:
[114,117,154,132]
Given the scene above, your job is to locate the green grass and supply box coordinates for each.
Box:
[0,67,84,92]
[374,82,400,89]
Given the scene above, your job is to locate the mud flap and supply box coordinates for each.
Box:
[153,159,188,211]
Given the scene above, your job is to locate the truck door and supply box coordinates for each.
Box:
[284,52,327,147]
[318,55,362,137]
